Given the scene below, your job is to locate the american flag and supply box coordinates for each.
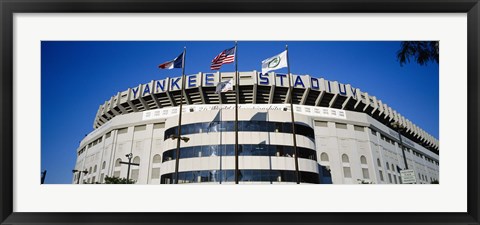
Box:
[211,46,236,70]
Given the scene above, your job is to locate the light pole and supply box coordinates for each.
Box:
[170,134,190,184]
[120,153,140,182]
[72,169,88,184]
[391,122,409,170]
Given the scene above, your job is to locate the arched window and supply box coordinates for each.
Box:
[89,167,92,174]
[391,163,395,171]
[94,165,97,172]
[386,162,389,170]
[377,158,381,167]
[152,154,162,164]
[102,161,106,169]
[320,153,329,161]
[115,158,122,167]
[341,154,349,163]
[360,155,367,164]
[133,156,140,164]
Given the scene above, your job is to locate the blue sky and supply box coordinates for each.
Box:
[41,41,439,184]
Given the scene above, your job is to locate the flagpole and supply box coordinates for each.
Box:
[286,45,300,184]
[234,41,239,184]
[174,47,186,184]
[219,88,223,184]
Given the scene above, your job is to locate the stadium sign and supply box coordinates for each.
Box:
[128,72,359,100]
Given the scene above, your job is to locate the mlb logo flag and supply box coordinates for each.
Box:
[159,52,184,69]
[215,79,233,94]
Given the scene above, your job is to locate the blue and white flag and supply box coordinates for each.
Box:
[215,79,233,94]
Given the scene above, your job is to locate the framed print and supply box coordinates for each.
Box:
[1,0,479,225]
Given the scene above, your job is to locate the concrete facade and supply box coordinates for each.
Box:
[73,71,439,184]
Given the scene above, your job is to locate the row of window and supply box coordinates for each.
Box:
[371,128,439,166]
[87,136,103,148]
[160,170,320,184]
[162,144,317,162]
[319,152,371,180]
[317,122,438,166]
[315,121,366,133]
[164,121,315,140]
[376,157,436,184]
[380,134,396,146]
[319,152,368,165]
[77,147,86,156]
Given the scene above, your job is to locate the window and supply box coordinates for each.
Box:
[102,161,106,170]
[153,123,165,129]
[133,156,140,164]
[386,162,389,170]
[320,153,329,161]
[100,173,104,183]
[89,167,92,174]
[117,127,128,134]
[151,168,160,179]
[314,121,328,127]
[152,154,162,164]
[354,125,364,132]
[113,171,120,178]
[393,175,398,184]
[115,158,122,167]
[362,168,370,179]
[134,125,146,131]
[341,154,349,163]
[370,128,377,135]
[131,169,139,182]
[379,170,384,181]
[336,123,347,129]
[94,165,97,172]
[377,158,381,167]
[388,173,392,183]
[360,155,367,164]
[343,167,352,178]
[391,163,395,171]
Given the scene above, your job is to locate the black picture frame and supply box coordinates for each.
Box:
[1,1,479,224]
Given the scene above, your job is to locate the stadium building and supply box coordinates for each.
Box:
[73,71,439,184]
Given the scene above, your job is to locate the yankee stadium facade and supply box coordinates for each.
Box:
[73,71,439,184]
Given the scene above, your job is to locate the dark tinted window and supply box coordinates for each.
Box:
[160,170,320,184]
